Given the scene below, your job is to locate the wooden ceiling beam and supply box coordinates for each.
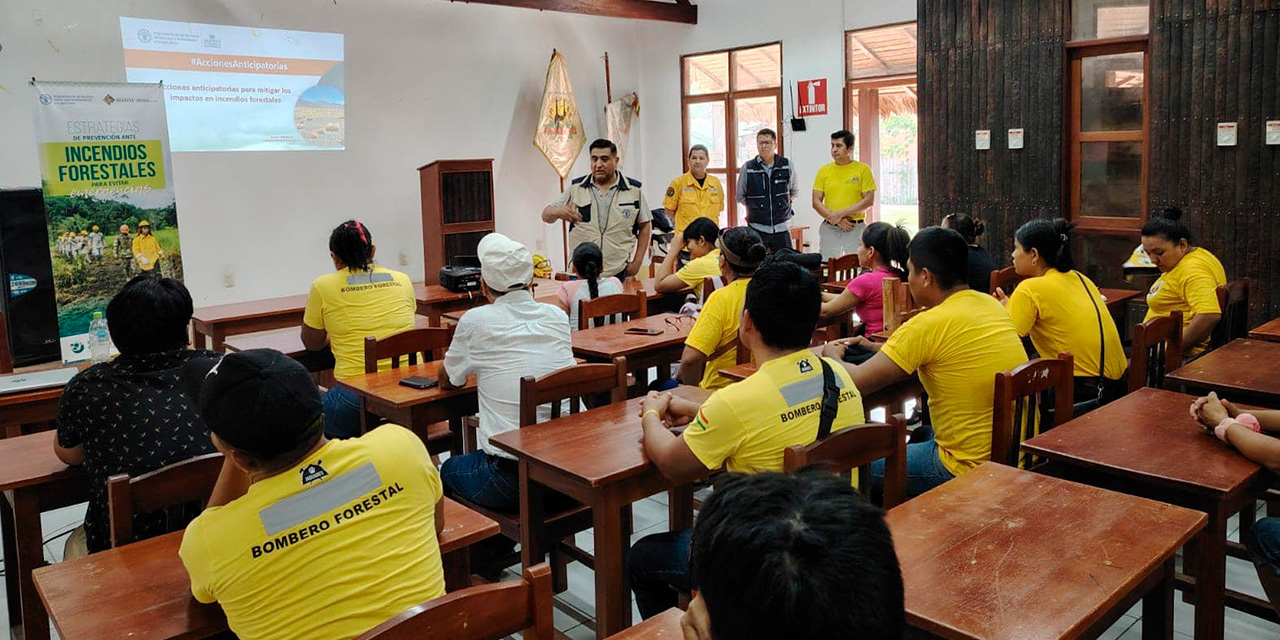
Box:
[445,0,697,24]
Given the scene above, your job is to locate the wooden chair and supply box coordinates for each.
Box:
[783,414,908,509]
[825,253,860,285]
[106,452,224,548]
[790,227,806,251]
[1128,310,1184,393]
[991,354,1075,470]
[356,563,553,640]
[988,266,1026,296]
[1209,279,1250,351]
[578,290,647,330]
[881,277,919,334]
[0,309,13,374]
[363,327,456,455]
[452,358,628,593]
[699,276,725,305]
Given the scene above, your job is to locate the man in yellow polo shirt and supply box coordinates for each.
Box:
[628,260,865,619]
[813,130,877,259]
[663,145,724,233]
[825,226,1026,497]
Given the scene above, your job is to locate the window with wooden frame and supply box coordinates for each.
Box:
[845,22,919,230]
[1067,1,1150,232]
[681,43,782,227]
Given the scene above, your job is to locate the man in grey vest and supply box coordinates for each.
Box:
[735,128,798,251]
[542,139,652,281]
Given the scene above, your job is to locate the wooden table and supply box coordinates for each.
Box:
[32,498,500,640]
[335,360,478,447]
[1166,339,1280,406]
[190,294,309,351]
[602,607,682,639]
[1021,388,1272,640]
[572,313,692,388]
[1248,317,1280,343]
[415,283,486,327]
[889,462,1204,640]
[489,387,709,639]
[1099,288,1142,314]
[0,431,88,640]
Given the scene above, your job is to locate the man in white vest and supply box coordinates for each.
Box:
[542,139,652,281]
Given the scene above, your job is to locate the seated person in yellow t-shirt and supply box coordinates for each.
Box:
[301,220,417,438]
[1140,207,1226,358]
[178,349,446,640]
[678,227,767,389]
[628,261,866,619]
[824,227,1027,497]
[653,217,722,297]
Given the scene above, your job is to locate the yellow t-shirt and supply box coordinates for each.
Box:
[1143,248,1226,358]
[1005,269,1127,380]
[675,249,722,296]
[686,278,750,390]
[813,161,877,220]
[179,426,445,640]
[881,290,1028,477]
[663,172,725,233]
[304,266,417,379]
[684,349,865,474]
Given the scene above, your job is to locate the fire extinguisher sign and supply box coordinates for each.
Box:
[797,79,828,117]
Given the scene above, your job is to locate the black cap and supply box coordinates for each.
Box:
[181,349,323,458]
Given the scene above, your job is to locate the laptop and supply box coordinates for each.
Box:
[0,367,78,395]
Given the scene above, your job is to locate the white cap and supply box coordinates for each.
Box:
[477,232,533,291]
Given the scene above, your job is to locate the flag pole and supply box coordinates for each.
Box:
[603,52,613,105]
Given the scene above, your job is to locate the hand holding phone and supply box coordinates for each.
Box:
[399,376,439,390]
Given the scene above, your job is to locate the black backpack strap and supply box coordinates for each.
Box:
[818,358,841,439]
[1076,272,1107,400]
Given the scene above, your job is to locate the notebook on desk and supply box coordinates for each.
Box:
[0,367,78,395]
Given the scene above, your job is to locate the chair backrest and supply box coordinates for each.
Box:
[1209,278,1250,350]
[1129,310,1184,392]
[106,452,225,548]
[364,327,454,374]
[783,414,908,509]
[0,308,12,374]
[826,253,860,284]
[356,563,553,640]
[991,354,1075,469]
[790,227,805,251]
[578,290,647,330]
[519,356,628,426]
[880,277,918,334]
[699,276,725,304]
[989,266,1026,296]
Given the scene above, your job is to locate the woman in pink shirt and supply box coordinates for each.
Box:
[819,221,910,335]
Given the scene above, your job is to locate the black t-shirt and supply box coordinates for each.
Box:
[695,176,706,187]
[56,349,219,552]
[966,244,996,294]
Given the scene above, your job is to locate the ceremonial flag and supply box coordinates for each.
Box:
[606,92,640,169]
[533,51,586,179]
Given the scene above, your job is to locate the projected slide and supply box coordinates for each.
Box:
[120,18,344,152]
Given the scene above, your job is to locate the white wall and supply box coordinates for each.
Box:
[0,0,915,307]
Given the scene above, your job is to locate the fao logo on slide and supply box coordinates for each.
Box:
[38,94,52,105]
[137,29,152,43]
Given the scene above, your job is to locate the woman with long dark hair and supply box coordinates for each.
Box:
[554,242,624,328]
[820,221,911,335]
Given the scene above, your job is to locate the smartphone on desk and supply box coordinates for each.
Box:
[625,327,664,336]
[399,376,439,390]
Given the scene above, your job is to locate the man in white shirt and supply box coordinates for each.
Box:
[438,232,576,511]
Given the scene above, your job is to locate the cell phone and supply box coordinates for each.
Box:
[625,327,664,336]
[399,376,439,390]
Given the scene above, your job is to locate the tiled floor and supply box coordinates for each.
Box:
[3,499,1278,639]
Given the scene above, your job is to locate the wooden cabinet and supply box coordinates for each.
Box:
[418,159,495,284]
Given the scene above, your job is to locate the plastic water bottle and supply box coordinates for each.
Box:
[89,311,111,364]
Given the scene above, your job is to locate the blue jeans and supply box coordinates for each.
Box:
[440,451,520,512]
[322,385,363,439]
[1244,517,1280,573]
[869,425,956,498]
[627,529,693,620]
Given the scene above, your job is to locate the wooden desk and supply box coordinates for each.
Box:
[889,462,1204,640]
[32,499,501,640]
[572,314,692,389]
[602,607,682,639]
[1021,388,1271,640]
[0,431,88,640]
[1248,317,1280,343]
[334,360,478,446]
[489,388,707,639]
[1098,288,1142,315]
[190,294,309,351]
[415,283,485,327]
[1166,339,1280,406]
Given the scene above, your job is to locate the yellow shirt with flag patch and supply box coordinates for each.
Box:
[179,425,446,640]
[663,172,724,233]
[683,349,864,474]
[686,277,749,390]
[881,290,1028,477]
[304,266,417,379]
[1142,248,1227,358]
[813,160,876,220]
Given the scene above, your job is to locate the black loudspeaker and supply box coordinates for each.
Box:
[0,189,60,366]
[790,117,807,132]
